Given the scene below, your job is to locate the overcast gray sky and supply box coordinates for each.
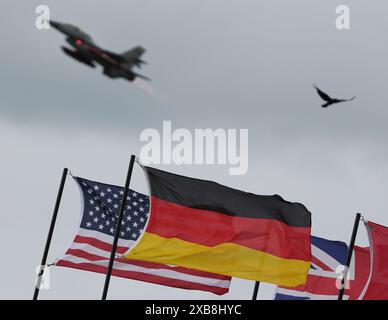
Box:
[1,0,388,299]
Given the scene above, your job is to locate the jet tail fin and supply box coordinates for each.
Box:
[122,46,146,61]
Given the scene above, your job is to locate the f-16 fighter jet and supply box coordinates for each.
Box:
[50,20,149,81]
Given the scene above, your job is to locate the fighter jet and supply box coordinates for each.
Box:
[313,85,355,108]
[49,20,149,81]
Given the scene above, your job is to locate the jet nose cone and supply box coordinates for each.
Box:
[49,20,61,29]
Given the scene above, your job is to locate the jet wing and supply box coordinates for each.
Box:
[102,67,150,82]
[102,67,120,78]
[102,50,126,63]
[101,47,146,63]
[100,46,147,68]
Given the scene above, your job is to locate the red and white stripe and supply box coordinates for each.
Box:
[55,228,230,295]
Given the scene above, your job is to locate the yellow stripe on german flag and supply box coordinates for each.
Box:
[126,232,310,287]
[124,167,311,287]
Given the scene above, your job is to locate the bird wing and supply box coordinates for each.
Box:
[313,85,332,102]
[337,96,356,103]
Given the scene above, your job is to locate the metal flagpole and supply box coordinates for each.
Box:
[101,155,136,300]
[338,212,362,300]
[33,168,68,300]
[252,281,260,300]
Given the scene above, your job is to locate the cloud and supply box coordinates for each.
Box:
[1,0,388,299]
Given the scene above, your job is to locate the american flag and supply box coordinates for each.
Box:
[54,176,231,295]
[274,236,349,300]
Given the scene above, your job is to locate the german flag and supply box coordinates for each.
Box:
[124,167,311,287]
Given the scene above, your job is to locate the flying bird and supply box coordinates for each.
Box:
[313,85,355,108]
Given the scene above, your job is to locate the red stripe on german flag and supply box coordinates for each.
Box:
[148,197,310,261]
[125,167,311,287]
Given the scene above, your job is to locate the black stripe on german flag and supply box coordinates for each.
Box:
[145,166,311,228]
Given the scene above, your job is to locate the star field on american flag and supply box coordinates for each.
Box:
[75,177,150,240]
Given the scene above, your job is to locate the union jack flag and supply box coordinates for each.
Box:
[275,236,348,300]
[274,236,370,300]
